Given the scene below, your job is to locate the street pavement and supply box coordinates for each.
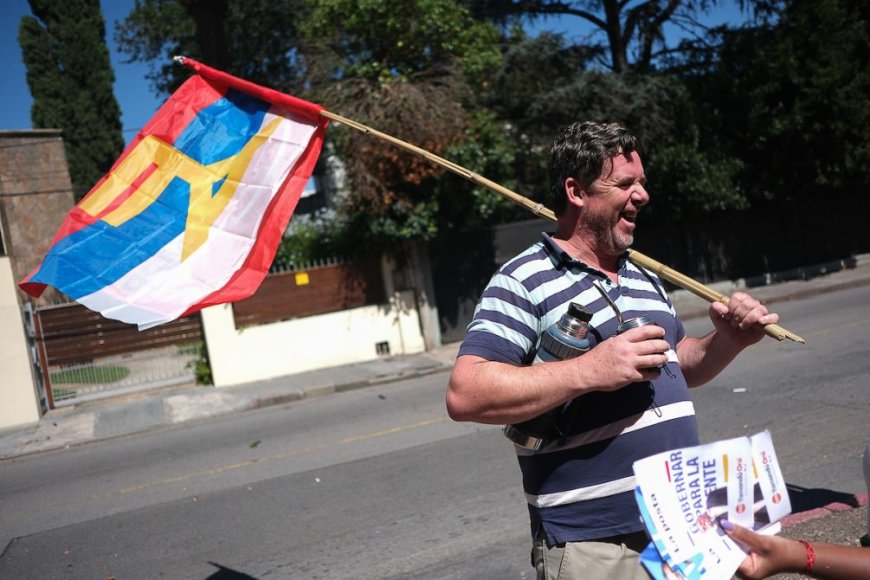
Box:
[1,253,869,551]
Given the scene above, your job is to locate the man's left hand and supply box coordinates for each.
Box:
[708,292,780,349]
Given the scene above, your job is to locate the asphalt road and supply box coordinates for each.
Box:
[0,285,868,579]
[685,285,870,500]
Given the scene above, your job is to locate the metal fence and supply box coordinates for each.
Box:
[48,344,199,407]
[32,301,204,408]
[269,254,349,274]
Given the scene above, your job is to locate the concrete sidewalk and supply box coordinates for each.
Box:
[0,334,461,460]
[2,253,870,461]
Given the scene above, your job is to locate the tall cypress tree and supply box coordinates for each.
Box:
[19,0,124,200]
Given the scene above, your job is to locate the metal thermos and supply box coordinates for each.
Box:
[617,314,675,378]
[617,314,655,334]
[589,278,674,378]
[532,302,594,364]
[502,303,593,450]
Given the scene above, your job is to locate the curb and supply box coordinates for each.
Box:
[0,358,455,460]
[252,360,448,406]
[672,263,870,321]
[781,493,868,528]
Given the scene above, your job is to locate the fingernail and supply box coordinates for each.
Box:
[719,519,734,531]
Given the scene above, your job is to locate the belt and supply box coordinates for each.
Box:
[535,529,649,550]
[594,531,649,551]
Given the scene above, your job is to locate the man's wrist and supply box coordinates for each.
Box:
[709,327,748,357]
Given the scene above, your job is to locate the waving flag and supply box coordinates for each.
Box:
[20,58,329,329]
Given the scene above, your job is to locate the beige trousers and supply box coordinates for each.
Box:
[531,532,650,580]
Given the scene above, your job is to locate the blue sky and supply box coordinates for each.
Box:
[1,1,749,145]
[1,0,155,141]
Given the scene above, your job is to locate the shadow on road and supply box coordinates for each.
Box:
[787,483,862,513]
[205,562,258,579]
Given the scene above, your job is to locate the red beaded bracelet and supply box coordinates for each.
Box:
[798,540,816,573]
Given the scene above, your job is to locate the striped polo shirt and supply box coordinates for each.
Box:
[458,233,700,545]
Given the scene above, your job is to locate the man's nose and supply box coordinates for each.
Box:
[631,184,650,206]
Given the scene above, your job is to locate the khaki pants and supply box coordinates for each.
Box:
[531,532,650,580]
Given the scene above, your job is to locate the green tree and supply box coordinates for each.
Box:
[117,0,503,254]
[115,0,311,96]
[301,0,504,248]
[472,26,744,222]
[691,0,870,204]
[476,28,593,200]
[19,0,124,200]
[465,0,725,73]
[115,0,772,247]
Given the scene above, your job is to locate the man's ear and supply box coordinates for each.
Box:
[564,177,585,209]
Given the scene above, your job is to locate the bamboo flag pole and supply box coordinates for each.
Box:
[625,251,805,343]
[318,110,556,221]
[319,109,805,344]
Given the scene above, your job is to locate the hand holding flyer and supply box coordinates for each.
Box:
[633,430,790,580]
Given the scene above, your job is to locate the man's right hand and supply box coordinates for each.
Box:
[575,325,670,392]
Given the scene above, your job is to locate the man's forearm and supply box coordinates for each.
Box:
[676,331,745,387]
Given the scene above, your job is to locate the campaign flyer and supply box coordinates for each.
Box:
[633,430,791,579]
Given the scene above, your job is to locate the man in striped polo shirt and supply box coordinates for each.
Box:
[446,121,779,580]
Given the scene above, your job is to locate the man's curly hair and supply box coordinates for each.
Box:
[547,121,640,216]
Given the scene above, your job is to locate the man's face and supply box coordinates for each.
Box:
[580,150,649,257]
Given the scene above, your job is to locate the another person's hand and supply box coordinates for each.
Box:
[719,520,803,578]
[720,519,870,580]
[708,292,779,349]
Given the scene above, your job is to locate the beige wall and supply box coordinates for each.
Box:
[202,290,426,388]
[0,256,40,429]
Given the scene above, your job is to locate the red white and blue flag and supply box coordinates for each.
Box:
[20,58,329,329]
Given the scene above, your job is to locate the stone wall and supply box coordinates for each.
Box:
[0,130,76,305]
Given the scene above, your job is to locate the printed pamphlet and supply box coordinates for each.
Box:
[633,430,790,580]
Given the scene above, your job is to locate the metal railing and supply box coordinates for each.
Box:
[48,345,199,407]
[269,255,349,274]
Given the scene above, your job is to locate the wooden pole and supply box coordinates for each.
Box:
[319,110,556,221]
[320,109,806,344]
[625,251,805,343]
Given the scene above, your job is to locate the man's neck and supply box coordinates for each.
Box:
[552,233,621,280]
